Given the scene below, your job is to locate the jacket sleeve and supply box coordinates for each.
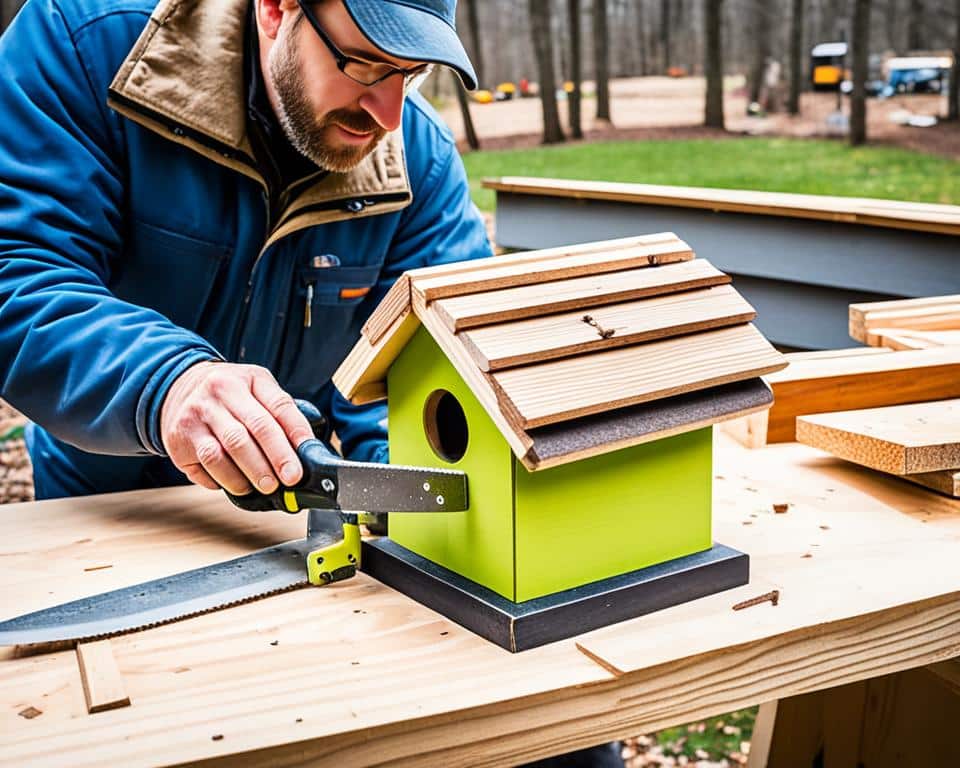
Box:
[331,100,494,464]
[0,0,222,456]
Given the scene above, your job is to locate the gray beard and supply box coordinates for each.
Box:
[267,21,383,173]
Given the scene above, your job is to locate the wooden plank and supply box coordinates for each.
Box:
[2,437,960,766]
[332,310,419,404]
[745,700,778,768]
[493,324,787,429]
[796,400,960,475]
[76,640,130,714]
[435,258,731,333]
[412,239,694,301]
[484,177,960,236]
[460,285,755,372]
[782,347,892,361]
[360,274,410,346]
[867,327,960,350]
[850,294,960,344]
[763,347,960,443]
[905,468,960,497]
[404,231,681,284]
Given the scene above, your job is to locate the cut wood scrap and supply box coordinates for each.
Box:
[76,639,130,714]
[492,324,787,429]
[868,328,960,351]
[460,285,756,371]
[334,310,419,404]
[783,347,893,361]
[796,400,960,475]
[435,258,731,332]
[412,239,693,301]
[905,468,960,498]
[760,347,960,444]
[850,294,960,344]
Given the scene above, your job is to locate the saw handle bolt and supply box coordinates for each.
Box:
[436,495,444,505]
[321,478,335,493]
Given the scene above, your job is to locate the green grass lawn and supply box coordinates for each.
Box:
[461,137,960,213]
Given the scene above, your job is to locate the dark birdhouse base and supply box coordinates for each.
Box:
[361,538,749,652]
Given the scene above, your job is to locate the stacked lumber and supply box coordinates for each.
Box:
[335,234,788,470]
[721,345,960,447]
[850,295,960,349]
[796,400,960,498]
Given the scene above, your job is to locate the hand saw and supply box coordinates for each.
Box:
[0,404,466,648]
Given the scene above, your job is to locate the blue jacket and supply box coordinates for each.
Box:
[0,0,491,498]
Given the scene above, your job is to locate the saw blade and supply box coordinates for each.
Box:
[0,537,321,648]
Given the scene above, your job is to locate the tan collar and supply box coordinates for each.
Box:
[107,0,411,231]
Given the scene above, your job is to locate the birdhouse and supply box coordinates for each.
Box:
[334,233,788,651]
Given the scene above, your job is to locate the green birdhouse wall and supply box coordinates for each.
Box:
[387,326,714,603]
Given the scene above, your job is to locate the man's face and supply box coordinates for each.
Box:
[265,0,424,172]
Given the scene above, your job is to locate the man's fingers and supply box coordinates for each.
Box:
[181,463,221,491]
[204,407,279,494]
[226,395,303,488]
[251,375,315,478]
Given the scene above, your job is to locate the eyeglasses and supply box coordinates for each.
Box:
[296,0,433,89]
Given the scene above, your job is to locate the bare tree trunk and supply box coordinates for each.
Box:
[704,0,725,128]
[568,0,584,138]
[463,0,485,89]
[594,0,612,121]
[661,0,671,72]
[850,0,872,146]
[907,0,923,50]
[530,0,566,143]
[636,0,648,75]
[748,1,771,105]
[788,0,804,114]
[950,0,960,119]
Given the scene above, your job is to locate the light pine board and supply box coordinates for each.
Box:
[333,310,419,404]
[850,294,960,345]
[866,328,960,351]
[485,177,960,236]
[76,640,131,714]
[762,346,960,443]
[1,438,960,767]
[412,239,693,301]
[460,285,756,371]
[434,258,731,332]
[796,400,960,475]
[492,323,787,429]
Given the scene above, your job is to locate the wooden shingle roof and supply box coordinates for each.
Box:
[334,234,788,470]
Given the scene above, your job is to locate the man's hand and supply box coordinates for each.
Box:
[160,362,315,495]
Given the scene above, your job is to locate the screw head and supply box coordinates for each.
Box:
[422,482,431,492]
[321,478,335,493]
[436,495,444,505]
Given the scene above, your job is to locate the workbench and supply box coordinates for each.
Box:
[2,435,959,767]
[484,177,960,350]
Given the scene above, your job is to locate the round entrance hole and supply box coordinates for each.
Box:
[423,389,469,463]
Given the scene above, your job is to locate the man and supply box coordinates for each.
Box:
[0,0,490,498]
[0,1,622,764]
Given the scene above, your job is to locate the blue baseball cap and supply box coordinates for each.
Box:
[342,0,478,90]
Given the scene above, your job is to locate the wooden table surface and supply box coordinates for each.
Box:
[1,435,959,768]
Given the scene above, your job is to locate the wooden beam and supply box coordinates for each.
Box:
[797,400,960,475]
[76,640,131,714]
[460,285,755,372]
[484,177,960,236]
[763,347,960,443]
[434,259,731,333]
[492,324,787,429]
